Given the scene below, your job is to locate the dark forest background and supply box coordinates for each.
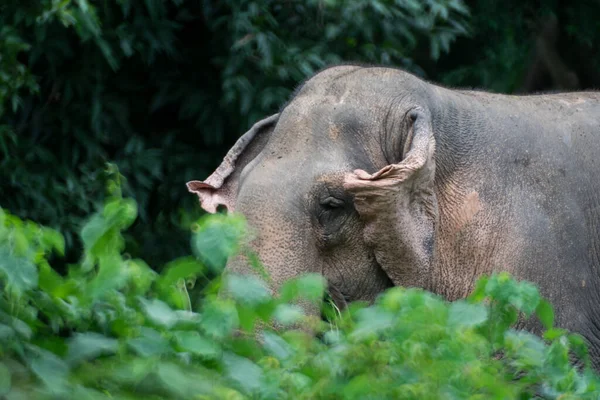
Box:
[1,0,599,270]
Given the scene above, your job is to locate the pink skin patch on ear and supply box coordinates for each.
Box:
[344,164,416,191]
[186,180,234,213]
[185,114,280,215]
[343,163,423,217]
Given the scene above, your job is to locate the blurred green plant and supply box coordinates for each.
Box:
[0,172,598,399]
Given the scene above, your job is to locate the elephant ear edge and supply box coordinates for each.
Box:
[342,108,437,288]
[187,113,279,213]
[343,108,437,217]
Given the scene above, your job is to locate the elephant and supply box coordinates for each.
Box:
[187,65,600,366]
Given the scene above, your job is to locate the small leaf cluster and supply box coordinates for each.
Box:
[0,173,599,399]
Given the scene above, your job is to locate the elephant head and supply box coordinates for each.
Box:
[188,66,438,313]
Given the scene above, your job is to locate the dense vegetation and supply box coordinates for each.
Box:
[1,175,599,399]
[2,1,600,397]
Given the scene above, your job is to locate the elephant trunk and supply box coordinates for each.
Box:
[222,206,323,324]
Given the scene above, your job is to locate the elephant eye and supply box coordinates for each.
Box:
[320,196,345,210]
[316,194,351,243]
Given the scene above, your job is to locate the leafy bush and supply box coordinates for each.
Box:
[0,174,599,399]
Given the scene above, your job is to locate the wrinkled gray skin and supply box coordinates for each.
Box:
[188,65,600,366]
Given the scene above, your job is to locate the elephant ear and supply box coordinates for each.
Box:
[343,109,437,288]
[187,114,279,213]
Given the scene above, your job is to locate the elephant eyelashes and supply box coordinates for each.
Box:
[317,195,350,238]
[320,196,345,210]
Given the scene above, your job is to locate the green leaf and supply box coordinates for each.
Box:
[510,281,540,316]
[37,262,65,295]
[155,362,214,398]
[536,299,554,330]
[156,257,203,309]
[568,333,589,360]
[279,273,326,304]
[468,275,489,302]
[192,213,248,272]
[111,358,156,386]
[222,352,263,395]
[200,298,239,339]
[9,317,32,340]
[262,331,292,361]
[0,249,38,293]
[173,330,220,359]
[544,327,569,341]
[350,308,395,341]
[28,347,69,394]
[226,274,272,308]
[128,328,171,357]
[80,198,137,257]
[0,362,11,395]
[504,330,546,368]
[0,324,14,340]
[158,256,204,287]
[127,258,157,295]
[39,227,65,256]
[380,287,406,312]
[448,300,488,328]
[273,304,304,326]
[83,253,128,302]
[66,333,119,365]
[138,297,179,328]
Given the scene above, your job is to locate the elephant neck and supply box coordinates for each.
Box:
[427,87,484,185]
[426,86,496,300]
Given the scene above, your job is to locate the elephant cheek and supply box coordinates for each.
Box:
[222,228,323,316]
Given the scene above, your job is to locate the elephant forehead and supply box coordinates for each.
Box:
[297,65,404,100]
[255,107,385,183]
[275,100,379,146]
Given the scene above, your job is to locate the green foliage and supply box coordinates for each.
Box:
[431,0,600,93]
[0,177,598,399]
[208,0,469,125]
[434,0,532,93]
